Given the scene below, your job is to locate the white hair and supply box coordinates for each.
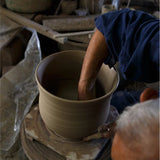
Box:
[116,98,159,160]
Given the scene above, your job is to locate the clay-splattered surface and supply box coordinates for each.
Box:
[23,106,111,160]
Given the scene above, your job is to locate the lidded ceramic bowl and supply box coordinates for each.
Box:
[35,50,119,140]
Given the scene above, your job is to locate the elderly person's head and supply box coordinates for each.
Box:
[111,98,159,160]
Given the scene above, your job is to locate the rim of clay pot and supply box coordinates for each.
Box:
[35,50,119,104]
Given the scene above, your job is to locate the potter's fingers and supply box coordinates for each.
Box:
[101,127,115,139]
[77,91,95,100]
[83,128,115,141]
[78,78,96,100]
[84,122,116,141]
[98,121,116,133]
[83,132,103,141]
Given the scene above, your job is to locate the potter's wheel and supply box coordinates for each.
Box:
[21,105,114,160]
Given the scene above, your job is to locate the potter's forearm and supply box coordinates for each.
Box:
[78,29,109,100]
[79,29,108,84]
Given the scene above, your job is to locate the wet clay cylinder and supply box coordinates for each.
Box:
[35,50,119,140]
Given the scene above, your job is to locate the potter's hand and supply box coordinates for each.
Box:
[83,106,119,141]
[78,29,109,100]
[78,79,95,100]
[83,121,116,141]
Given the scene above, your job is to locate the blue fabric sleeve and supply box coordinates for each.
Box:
[95,9,159,83]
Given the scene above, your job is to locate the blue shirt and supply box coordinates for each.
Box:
[95,9,159,83]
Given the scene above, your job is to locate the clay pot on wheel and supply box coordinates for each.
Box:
[35,50,119,140]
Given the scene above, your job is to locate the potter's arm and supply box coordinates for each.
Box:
[78,9,159,100]
[78,29,109,100]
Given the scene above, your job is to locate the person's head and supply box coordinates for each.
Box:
[111,98,159,160]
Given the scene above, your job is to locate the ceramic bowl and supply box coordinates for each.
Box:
[35,50,119,140]
[5,0,53,13]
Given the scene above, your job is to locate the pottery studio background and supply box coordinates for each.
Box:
[0,0,159,160]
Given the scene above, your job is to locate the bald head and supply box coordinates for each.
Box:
[111,98,159,160]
